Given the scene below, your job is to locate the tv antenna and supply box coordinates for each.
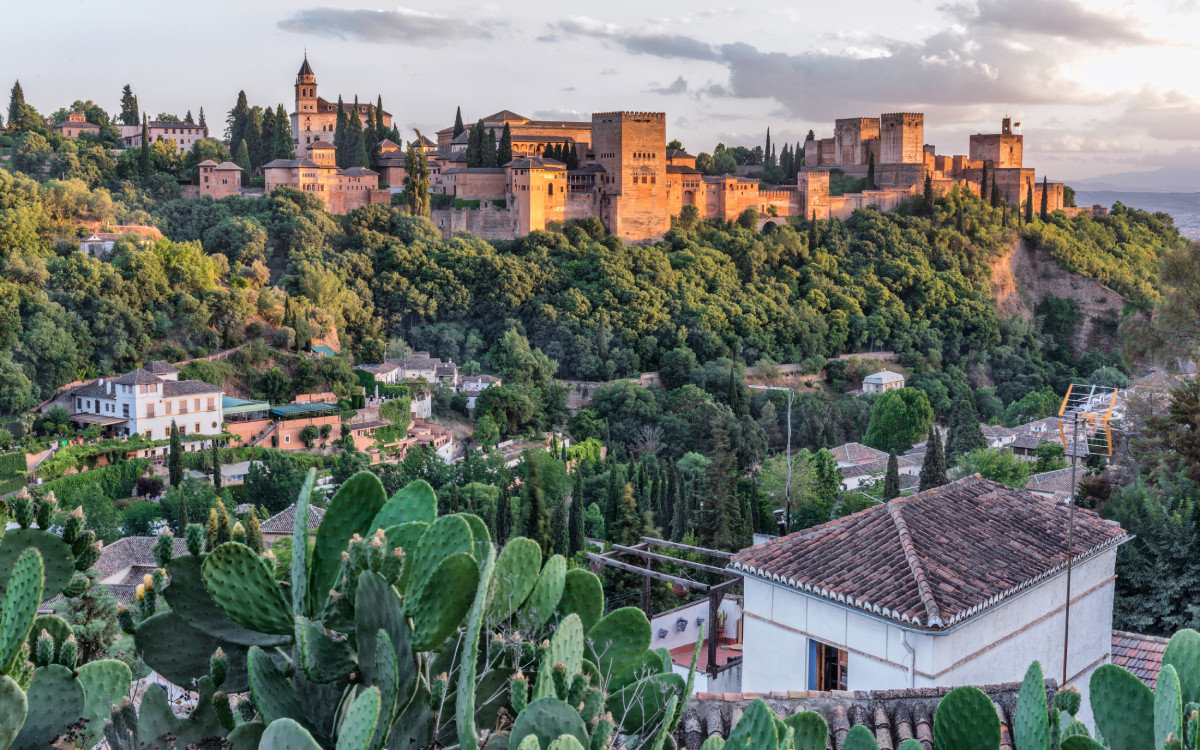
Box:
[1057,384,1118,687]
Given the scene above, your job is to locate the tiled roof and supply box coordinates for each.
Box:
[378,138,401,150]
[840,452,923,480]
[113,368,162,386]
[863,369,905,384]
[340,167,378,176]
[1111,630,1167,689]
[211,161,242,171]
[311,141,336,150]
[95,536,188,580]
[828,442,887,464]
[261,504,326,533]
[729,476,1129,630]
[387,357,442,370]
[667,165,702,174]
[981,424,1016,438]
[163,380,221,396]
[666,149,694,159]
[482,110,531,122]
[504,157,567,170]
[1025,467,1079,496]
[675,682,1052,750]
[435,363,457,376]
[298,56,314,77]
[145,360,179,375]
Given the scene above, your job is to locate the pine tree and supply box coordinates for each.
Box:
[522,456,553,559]
[273,104,294,159]
[883,451,900,500]
[228,91,250,150]
[617,483,642,546]
[402,130,431,216]
[569,470,584,554]
[703,424,741,550]
[334,97,348,167]
[347,96,368,168]
[923,173,934,215]
[169,421,183,488]
[212,440,222,488]
[198,107,209,137]
[139,115,152,179]
[918,426,947,491]
[233,139,251,183]
[866,152,876,190]
[7,80,24,130]
[185,110,194,124]
[551,498,568,555]
[1025,180,1034,223]
[453,106,465,138]
[497,122,514,166]
[246,107,264,171]
[1040,176,1049,219]
[119,84,138,125]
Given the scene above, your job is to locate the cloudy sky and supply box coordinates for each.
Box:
[5,0,1198,182]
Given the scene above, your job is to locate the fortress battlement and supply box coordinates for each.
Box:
[592,111,666,120]
[880,112,924,119]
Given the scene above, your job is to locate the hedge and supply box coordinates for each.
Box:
[38,459,152,501]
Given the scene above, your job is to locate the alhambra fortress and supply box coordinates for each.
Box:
[203,57,1073,242]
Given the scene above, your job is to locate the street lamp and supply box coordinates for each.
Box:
[748,384,794,535]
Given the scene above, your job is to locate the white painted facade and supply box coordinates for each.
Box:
[739,549,1117,725]
[862,370,905,393]
[67,368,223,440]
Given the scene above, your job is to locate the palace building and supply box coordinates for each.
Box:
[291,55,392,156]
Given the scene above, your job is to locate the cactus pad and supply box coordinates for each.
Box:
[166,555,290,646]
[291,469,316,617]
[248,646,313,731]
[587,606,652,681]
[698,738,725,750]
[227,722,266,750]
[11,664,84,750]
[1090,663,1154,750]
[547,736,586,750]
[406,515,474,602]
[606,672,685,736]
[409,552,479,651]
[509,697,589,750]
[535,614,584,699]
[370,629,398,750]
[932,685,1001,750]
[1060,738,1107,750]
[1156,664,1183,750]
[1014,661,1049,750]
[383,522,427,594]
[557,569,604,633]
[841,725,880,750]
[1164,629,1200,706]
[0,531,72,605]
[460,513,491,560]
[336,687,381,750]
[1,549,42,674]
[261,718,325,750]
[135,611,249,692]
[519,554,566,631]
[355,571,413,701]
[784,711,828,750]
[724,699,776,750]
[76,659,133,748]
[297,616,356,683]
[203,542,294,636]
[0,675,27,750]
[309,471,388,614]
[486,537,541,628]
[456,543,495,750]
[372,479,437,531]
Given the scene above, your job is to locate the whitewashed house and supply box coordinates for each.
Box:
[730,476,1128,724]
[862,369,905,393]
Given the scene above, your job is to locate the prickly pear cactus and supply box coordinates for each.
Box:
[932,685,1001,750]
[1090,663,1154,750]
[1014,661,1050,750]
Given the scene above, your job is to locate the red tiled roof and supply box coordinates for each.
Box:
[730,476,1129,630]
[1112,630,1167,688]
[828,442,887,464]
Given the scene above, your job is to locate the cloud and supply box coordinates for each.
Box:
[1112,88,1200,140]
[278,7,493,45]
[945,0,1154,44]
[647,76,688,95]
[554,17,721,61]
[533,108,588,121]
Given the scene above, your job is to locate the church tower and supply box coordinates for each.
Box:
[292,55,318,157]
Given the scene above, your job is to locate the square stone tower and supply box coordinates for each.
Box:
[880,113,924,164]
[834,117,880,166]
[592,111,669,241]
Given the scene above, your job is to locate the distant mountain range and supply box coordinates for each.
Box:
[1073,191,1200,240]
[1068,163,1200,192]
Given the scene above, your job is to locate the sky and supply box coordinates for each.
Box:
[4,0,1198,183]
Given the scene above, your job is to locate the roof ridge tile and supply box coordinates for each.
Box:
[888,499,943,627]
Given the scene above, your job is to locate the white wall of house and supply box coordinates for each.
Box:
[410,393,432,419]
[740,550,1116,724]
[73,380,223,439]
[649,597,743,653]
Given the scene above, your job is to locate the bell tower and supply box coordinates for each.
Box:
[295,55,317,115]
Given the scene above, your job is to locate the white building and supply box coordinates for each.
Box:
[356,353,459,386]
[862,369,905,393]
[731,476,1128,724]
[59,361,224,441]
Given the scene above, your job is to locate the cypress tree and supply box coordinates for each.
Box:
[7,80,24,130]
[813,448,842,505]
[946,393,986,458]
[483,129,497,168]
[376,96,386,141]
[764,127,771,166]
[606,460,620,528]
[1040,176,1049,219]
[980,162,988,202]
[273,104,294,159]
[245,507,263,554]
[169,421,183,488]
[139,115,152,179]
[453,106,465,138]
[347,97,368,168]
[923,173,934,215]
[569,470,585,554]
[333,96,348,167]
[918,427,947,491]
[990,176,1000,208]
[402,130,431,216]
[185,110,194,124]
[883,451,900,500]
[866,152,876,190]
[671,468,685,541]
[228,91,250,152]
[246,107,264,170]
[551,498,568,555]
[466,119,485,167]
[1025,180,1034,223]
[198,107,208,137]
[212,440,222,489]
[523,456,553,559]
[809,211,819,250]
[566,143,579,170]
[119,84,138,125]
[233,139,251,183]
[364,104,378,158]
[955,199,965,233]
[617,483,642,546]
[469,483,478,516]
[449,483,461,514]
[261,109,275,164]
[496,488,510,543]
[497,122,513,165]
[703,423,741,550]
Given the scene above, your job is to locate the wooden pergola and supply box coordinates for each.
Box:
[587,536,741,677]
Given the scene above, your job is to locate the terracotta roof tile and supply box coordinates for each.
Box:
[1111,630,1168,688]
[829,442,887,464]
[261,503,325,533]
[729,476,1129,630]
